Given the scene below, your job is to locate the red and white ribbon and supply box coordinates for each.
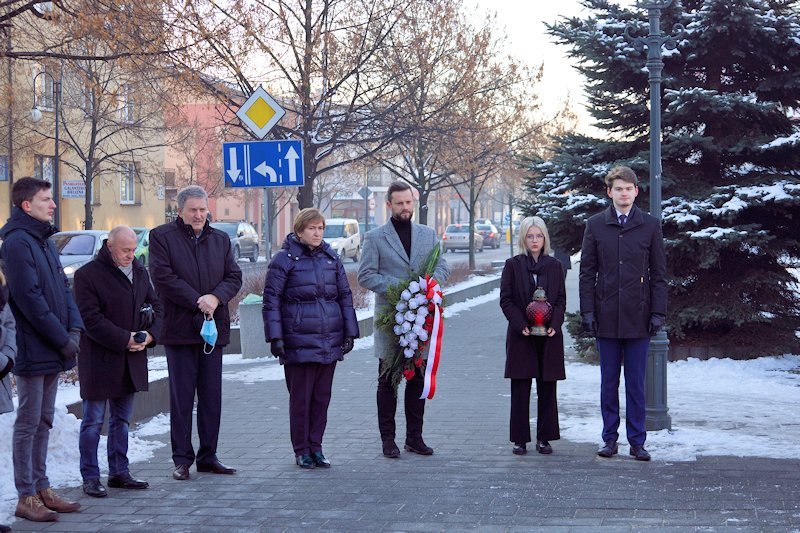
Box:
[420,275,444,400]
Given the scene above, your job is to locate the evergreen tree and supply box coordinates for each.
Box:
[521,0,800,356]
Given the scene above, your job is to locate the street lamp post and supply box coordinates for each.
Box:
[31,70,62,229]
[626,0,683,431]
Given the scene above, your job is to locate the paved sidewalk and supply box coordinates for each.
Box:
[9,296,800,532]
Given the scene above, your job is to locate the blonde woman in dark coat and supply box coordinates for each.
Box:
[499,216,566,455]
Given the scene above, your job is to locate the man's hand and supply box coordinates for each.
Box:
[581,312,598,337]
[546,327,557,337]
[270,339,285,358]
[60,336,80,360]
[521,327,531,336]
[649,314,666,336]
[342,337,354,355]
[197,294,220,315]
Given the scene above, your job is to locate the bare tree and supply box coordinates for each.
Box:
[167,0,420,209]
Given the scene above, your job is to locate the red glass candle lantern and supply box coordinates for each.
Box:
[525,287,553,336]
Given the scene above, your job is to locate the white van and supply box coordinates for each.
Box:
[323,218,361,262]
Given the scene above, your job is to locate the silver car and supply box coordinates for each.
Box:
[50,230,110,284]
[442,224,484,253]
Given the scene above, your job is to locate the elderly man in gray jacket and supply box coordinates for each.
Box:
[358,181,450,458]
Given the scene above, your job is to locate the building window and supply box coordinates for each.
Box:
[120,162,137,204]
[119,84,135,123]
[34,66,55,110]
[34,154,55,183]
[0,155,8,181]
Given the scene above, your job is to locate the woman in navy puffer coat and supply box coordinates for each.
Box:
[263,208,359,469]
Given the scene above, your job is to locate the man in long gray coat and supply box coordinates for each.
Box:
[358,181,450,458]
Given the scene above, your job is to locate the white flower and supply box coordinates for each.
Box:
[404,311,416,322]
[432,293,443,305]
[401,321,412,333]
[412,324,424,335]
[406,331,417,340]
[414,293,427,306]
[401,289,412,301]
[393,325,403,335]
[416,307,428,318]
[399,336,409,347]
[408,281,420,293]
[419,277,427,291]
[409,339,419,350]
[418,330,429,342]
[414,314,425,326]
[395,312,405,325]
[395,301,408,312]
[408,299,419,310]
[403,347,415,358]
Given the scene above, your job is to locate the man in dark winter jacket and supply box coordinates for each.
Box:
[74,226,164,498]
[579,166,667,462]
[0,177,84,522]
[150,185,242,481]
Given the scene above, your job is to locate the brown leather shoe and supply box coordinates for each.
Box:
[15,495,58,522]
[38,488,80,513]
[173,464,190,480]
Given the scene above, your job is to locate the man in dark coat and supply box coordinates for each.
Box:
[74,226,164,498]
[150,185,242,481]
[579,165,667,462]
[0,177,83,522]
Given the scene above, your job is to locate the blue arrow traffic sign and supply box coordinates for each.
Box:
[223,140,304,188]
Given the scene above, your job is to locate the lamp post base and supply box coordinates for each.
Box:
[646,330,672,431]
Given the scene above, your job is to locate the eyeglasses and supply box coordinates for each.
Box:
[526,234,545,241]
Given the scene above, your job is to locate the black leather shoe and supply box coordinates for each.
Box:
[108,472,149,489]
[311,451,331,468]
[536,440,553,455]
[0,524,11,532]
[629,445,651,461]
[382,440,400,458]
[172,464,190,480]
[196,460,237,475]
[512,443,527,455]
[597,440,618,458]
[296,454,315,468]
[82,479,107,498]
[404,439,434,455]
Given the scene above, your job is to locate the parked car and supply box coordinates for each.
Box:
[50,230,110,284]
[476,223,501,249]
[132,227,151,267]
[323,218,361,262]
[210,221,260,262]
[442,224,484,253]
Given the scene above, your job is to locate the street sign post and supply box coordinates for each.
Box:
[223,140,304,188]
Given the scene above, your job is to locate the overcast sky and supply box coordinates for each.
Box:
[472,0,638,133]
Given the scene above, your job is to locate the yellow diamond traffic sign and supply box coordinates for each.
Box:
[236,86,286,139]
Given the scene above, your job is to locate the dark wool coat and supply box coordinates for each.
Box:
[263,234,359,365]
[149,219,242,346]
[500,254,566,381]
[579,204,668,338]
[74,243,164,401]
[0,208,83,375]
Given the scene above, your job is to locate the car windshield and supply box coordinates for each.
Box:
[446,226,469,233]
[52,234,96,255]
[476,225,492,231]
[210,223,238,237]
[323,224,345,238]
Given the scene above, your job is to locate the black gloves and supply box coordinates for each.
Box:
[581,312,597,337]
[342,337,354,355]
[270,339,285,358]
[60,328,81,359]
[0,356,12,380]
[649,314,666,336]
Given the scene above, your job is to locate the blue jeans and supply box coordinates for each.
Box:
[79,394,135,481]
[13,373,59,497]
